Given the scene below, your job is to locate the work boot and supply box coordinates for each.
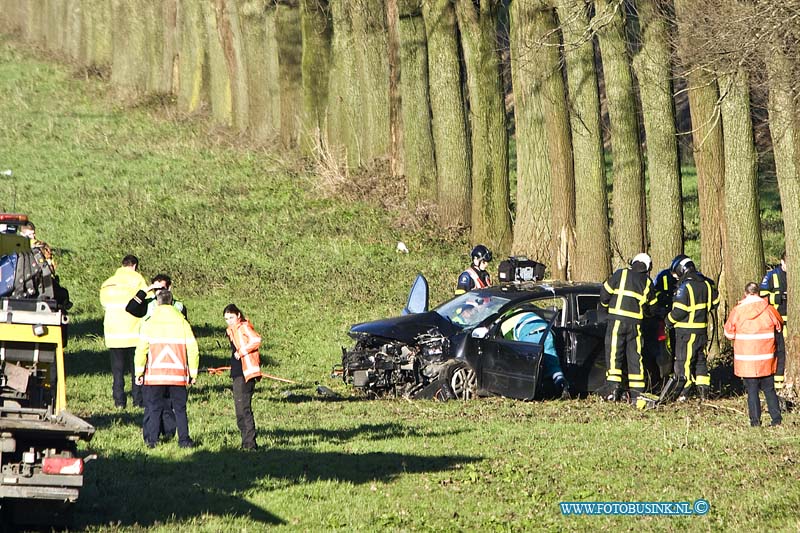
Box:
[678,385,694,402]
[697,385,709,401]
[603,384,622,402]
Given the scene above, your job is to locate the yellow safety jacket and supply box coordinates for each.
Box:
[99,267,148,348]
[600,267,657,321]
[134,305,199,386]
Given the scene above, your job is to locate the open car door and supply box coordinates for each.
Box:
[475,308,559,400]
[402,273,428,315]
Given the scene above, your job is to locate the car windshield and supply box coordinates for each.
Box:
[435,293,511,329]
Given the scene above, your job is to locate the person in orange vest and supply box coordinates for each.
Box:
[455,245,492,295]
[724,282,784,427]
[135,290,199,448]
[224,303,263,450]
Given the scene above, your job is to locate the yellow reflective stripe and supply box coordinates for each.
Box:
[608,322,622,379]
[684,334,695,380]
[608,308,644,319]
[673,322,707,328]
[604,281,614,293]
[629,374,644,380]
[695,375,710,386]
[775,375,785,382]
[630,381,646,388]
[612,270,628,314]
[636,324,642,377]
[608,375,623,382]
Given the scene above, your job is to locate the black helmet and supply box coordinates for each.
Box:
[670,254,695,278]
[471,245,492,263]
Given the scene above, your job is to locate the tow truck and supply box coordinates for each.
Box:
[0,213,95,527]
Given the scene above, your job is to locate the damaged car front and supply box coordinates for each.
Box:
[339,276,510,399]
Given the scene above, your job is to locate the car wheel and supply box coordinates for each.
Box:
[441,361,476,400]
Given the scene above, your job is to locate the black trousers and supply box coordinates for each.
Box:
[673,330,709,388]
[605,319,645,392]
[775,329,786,389]
[743,376,782,426]
[233,376,257,448]
[143,385,190,446]
[110,347,142,408]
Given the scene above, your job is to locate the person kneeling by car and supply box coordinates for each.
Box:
[513,312,570,399]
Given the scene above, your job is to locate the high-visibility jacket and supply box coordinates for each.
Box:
[226,319,263,382]
[100,267,148,348]
[455,267,491,295]
[134,305,199,386]
[760,265,787,321]
[600,267,657,321]
[668,271,719,329]
[724,294,783,378]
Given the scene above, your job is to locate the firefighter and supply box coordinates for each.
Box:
[760,250,788,393]
[665,255,719,401]
[455,245,492,294]
[100,254,148,409]
[135,290,199,449]
[600,253,657,401]
[724,282,783,427]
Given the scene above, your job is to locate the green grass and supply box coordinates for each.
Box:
[1,38,798,532]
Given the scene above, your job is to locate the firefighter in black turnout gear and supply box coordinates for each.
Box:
[600,253,657,401]
[665,255,719,401]
[760,251,788,392]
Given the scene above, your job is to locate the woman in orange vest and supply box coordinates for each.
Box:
[224,304,264,450]
[723,282,784,427]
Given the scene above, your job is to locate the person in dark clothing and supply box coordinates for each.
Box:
[455,245,492,294]
[600,253,657,402]
[666,256,720,401]
[760,251,788,392]
[224,304,263,450]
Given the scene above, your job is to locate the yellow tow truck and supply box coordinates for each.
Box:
[0,213,94,527]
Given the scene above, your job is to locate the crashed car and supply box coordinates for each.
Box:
[339,275,647,400]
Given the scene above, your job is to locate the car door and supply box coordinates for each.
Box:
[476,303,560,400]
[562,293,607,393]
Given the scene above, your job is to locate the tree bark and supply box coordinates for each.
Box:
[595,0,646,266]
[633,0,682,272]
[422,0,471,227]
[299,0,332,153]
[177,0,209,114]
[276,3,303,147]
[81,0,113,67]
[386,0,403,177]
[399,5,437,207]
[111,0,149,99]
[766,49,800,393]
[719,68,765,311]
[510,0,553,264]
[555,0,610,281]
[455,0,513,254]
[239,1,278,142]
[203,0,233,126]
[215,0,250,131]
[64,0,82,62]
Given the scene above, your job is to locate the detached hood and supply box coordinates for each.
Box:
[349,311,457,344]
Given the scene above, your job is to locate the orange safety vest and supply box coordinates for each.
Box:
[466,267,490,289]
[227,319,263,382]
[724,295,783,378]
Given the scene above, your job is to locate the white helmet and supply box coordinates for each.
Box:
[631,252,652,271]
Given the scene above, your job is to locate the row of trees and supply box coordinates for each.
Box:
[1,0,798,390]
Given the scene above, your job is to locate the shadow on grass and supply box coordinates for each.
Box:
[75,445,480,528]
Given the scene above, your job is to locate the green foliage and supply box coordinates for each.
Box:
[0,38,796,531]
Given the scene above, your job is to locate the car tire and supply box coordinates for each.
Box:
[440,361,476,400]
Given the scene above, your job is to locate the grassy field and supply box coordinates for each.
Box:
[1,37,799,532]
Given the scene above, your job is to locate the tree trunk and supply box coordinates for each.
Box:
[111,0,149,99]
[595,0,646,266]
[386,0,402,178]
[81,0,113,67]
[509,0,553,264]
[64,0,82,62]
[177,0,209,114]
[327,0,362,166]
[399,5,437,208]
[555,0,610,281]
[766,49,800,394]
[719,68,765,311]
[455,0,512,255]
[300,0,332,153]
[202,0,233,126]
[276,3,303,148]
[422,0,471,228]
[215,0,250,131]
[633,0,682,272]
[239,1,278,142]
[540,6,576,281]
